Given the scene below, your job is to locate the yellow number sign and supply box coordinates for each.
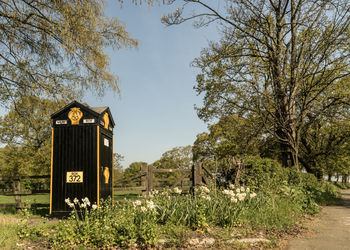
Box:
[66,171,83,183]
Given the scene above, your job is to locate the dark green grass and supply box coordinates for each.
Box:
[0,191,142,214]
[0,193,49,205]
[113,190,141,201]
[0,191,142,204]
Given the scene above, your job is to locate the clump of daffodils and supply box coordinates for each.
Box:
[221,184,257,202]
[199,185,210,194]
[65,197,97,210]
[132,199,156,212]
[195,185,212,201]
[146,200,156,210]
[132,200,142,208]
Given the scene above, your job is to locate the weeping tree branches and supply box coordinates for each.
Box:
[0,0,138,106]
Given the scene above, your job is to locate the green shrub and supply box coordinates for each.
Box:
[241,156,289,191]
[239,156,339,213]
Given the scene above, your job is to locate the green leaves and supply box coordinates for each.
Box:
[0,97,67,177]
[165,0,350,170]
[0,0,138,105]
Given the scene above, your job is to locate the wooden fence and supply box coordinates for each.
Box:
[115,163,215,197]
[0,175,50,212]
[0,163,215,211]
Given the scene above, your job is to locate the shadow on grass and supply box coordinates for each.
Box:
[0,204,49,216]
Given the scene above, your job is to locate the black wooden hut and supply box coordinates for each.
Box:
[50,101,114,217]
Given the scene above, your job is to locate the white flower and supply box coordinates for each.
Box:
[240,186,245,192]
[222,189,229,195]
[201,194,211,201]
[133,200,142,207]
[246,187,250,193]
[250,192,257,198]
[73,198,79,204]
[92,204,98,210]
[173,187,182,194]
[140,206,147,212]
[80,203,87,208]
[231,197,238,203]
[146,200,156,210]
[229,184,235,190]
[236,188,241,193]
[65,198,74,208]
[82,197,91,206]
[237,193,245,201]
[199,185,210,193]
[222,189,234,196]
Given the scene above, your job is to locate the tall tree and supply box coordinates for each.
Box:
[123,162,147,186]
[153,145,193,170]
[0,96,67,177]
[193,115,263,182]
[0,0,138,107]
[153,145,193,186]
[193,115,262,161]
[299,112,350,178]
[163,0,350,168]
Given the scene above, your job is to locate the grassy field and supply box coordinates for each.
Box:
[0,193,50,204]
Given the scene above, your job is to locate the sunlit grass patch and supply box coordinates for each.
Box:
[0,213,20,249]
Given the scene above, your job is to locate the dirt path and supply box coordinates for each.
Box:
[286,189,350,250]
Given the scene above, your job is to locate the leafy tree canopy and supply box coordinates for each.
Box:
[0,0,138,107]
[153,145,193,170]
[0,96,66,177]
[163,0,350,168]
[123,161,147,186]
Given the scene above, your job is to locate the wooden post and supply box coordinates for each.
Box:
[141,163,148,197]
[148,165,153,192]
[192,163,202,188]
[13,178,22,213]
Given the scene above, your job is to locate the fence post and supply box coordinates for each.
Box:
[148,165,153,192]
[192,163,202,188]
[141,163,148,197]
[13,178,22,213]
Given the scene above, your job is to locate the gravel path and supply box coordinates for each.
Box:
[286,189,350,250]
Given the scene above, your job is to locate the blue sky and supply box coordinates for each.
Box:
[84,1,220,168]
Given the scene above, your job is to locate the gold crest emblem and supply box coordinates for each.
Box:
[68,107,83,125]
[103,167,110,184]
[103,112,109,129]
